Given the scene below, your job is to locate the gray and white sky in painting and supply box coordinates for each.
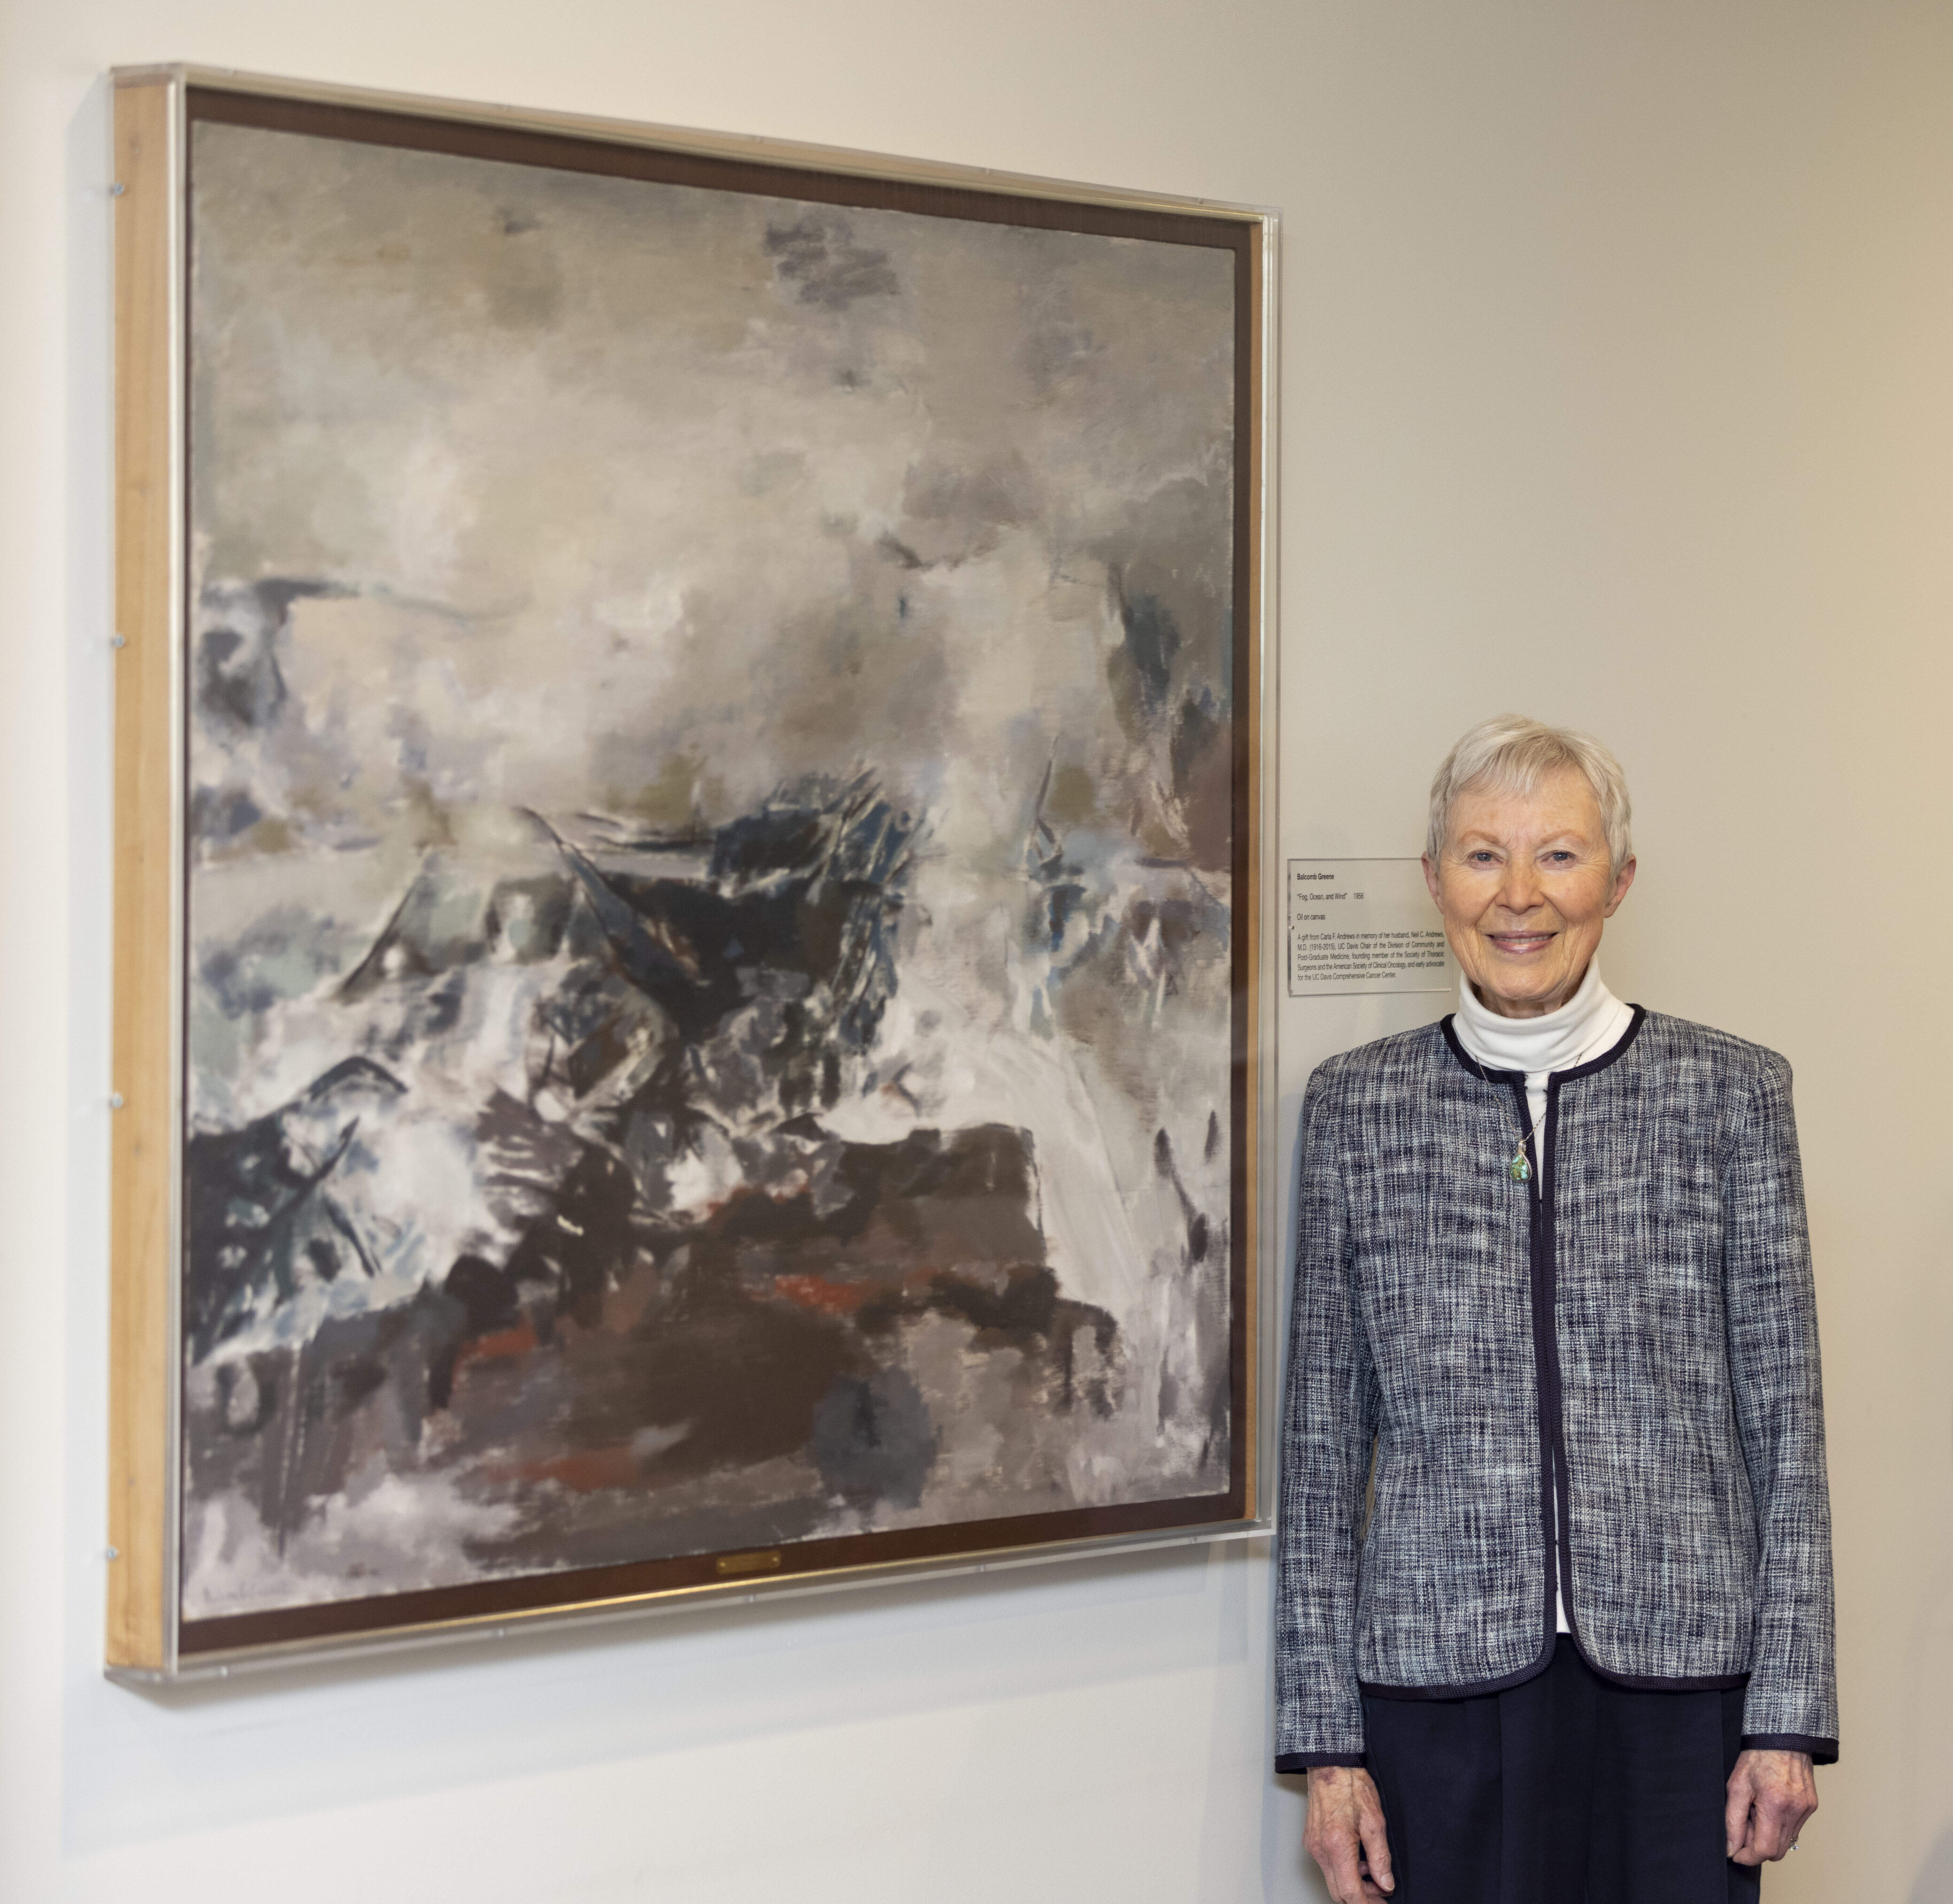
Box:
[187,119,1236,854]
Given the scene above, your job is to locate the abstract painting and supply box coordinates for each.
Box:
[115,79,1268,1660]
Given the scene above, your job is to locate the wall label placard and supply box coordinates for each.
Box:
[1287,858,1455,997]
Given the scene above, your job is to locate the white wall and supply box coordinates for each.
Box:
[4,2,1949,1898]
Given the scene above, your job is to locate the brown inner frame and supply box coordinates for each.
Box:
[177,85,1261,1656]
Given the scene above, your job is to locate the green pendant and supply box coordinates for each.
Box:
[1507,1154,1533,1183]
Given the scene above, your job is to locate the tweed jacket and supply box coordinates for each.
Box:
[1274,1009,1838,1770]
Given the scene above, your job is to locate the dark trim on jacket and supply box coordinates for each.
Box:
[1744,1734,1839,1765]
[1274,1751,1366,1773]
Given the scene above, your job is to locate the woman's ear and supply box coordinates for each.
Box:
[1605,854,1638,917]
[1421,852,1443,908]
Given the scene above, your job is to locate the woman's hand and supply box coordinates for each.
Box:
[1303,1766,1396,1901]
[1724,1749,1817,1864]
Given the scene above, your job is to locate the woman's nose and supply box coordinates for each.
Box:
[1496,861,1543,913]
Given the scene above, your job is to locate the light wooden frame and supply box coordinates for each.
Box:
[107,63,1281,1679]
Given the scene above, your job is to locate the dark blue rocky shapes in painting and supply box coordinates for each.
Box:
[180,776,1153,1596]
[195,579,341,732]
[812,1368,937,1511]
[533,774,913,1053]
[185,1057,405,1361]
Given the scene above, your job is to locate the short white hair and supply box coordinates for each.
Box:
[1427,715,1634,878]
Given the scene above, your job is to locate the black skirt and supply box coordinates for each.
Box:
[1360,1637,1763,1904]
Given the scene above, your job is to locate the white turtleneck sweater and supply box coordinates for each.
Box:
[1449,959,1634,1634]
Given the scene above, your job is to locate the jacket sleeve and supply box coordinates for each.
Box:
[1273,1059,1380,1771]
[1724,1051,1839,1763]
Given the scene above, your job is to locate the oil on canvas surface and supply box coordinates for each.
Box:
[181,117,1240,1623]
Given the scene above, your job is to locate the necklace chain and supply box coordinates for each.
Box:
[1459,1010,1628,1183]
[1463,1050,1544,1184]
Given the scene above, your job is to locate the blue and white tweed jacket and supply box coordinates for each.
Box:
[1274,1009,1838,1769]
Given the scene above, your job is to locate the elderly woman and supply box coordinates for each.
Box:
[1275,716,1836,1904]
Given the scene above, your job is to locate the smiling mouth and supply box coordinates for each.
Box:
[1489,933,1556,955]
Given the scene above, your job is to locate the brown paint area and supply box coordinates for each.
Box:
[183,1116,1124,1584]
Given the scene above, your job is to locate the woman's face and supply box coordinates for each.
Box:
[1421,768,1636,1019]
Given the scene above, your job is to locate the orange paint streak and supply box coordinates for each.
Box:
[455,1318,538,1366]
[771,1273,870,1316]
[770,1268,945,1316]
[520,1445,641,1493]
